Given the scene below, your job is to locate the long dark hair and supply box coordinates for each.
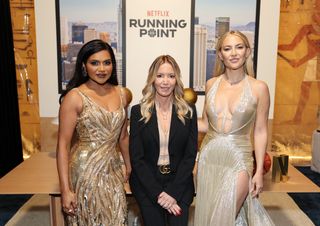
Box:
[59,39,118,103]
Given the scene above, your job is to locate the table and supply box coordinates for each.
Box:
[264,163,320,192]
[0,152,132,226]
[0,152,319,226]
[311,129,320,173]
[0,152,63,226]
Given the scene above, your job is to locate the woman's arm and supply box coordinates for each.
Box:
[198,78,215,133]
[118,107,131,182]
[118,87,132,182]
[252,80,270,197]
[56,90,81,215]
[129,105,163,202]
[164,104,198,201]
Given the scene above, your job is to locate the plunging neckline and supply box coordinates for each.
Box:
[78,88,123,114]
[212,75,247,118]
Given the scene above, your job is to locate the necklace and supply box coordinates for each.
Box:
[225,74,245,86]
[159,109,170,120]
[157,111,170,135]
[156,102,172,120]
[156,103,172,135]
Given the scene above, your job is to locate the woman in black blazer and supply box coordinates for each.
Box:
[129,55,198,226]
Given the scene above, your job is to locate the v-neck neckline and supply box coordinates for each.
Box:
[213,75,247,117]
[78,88,123,114]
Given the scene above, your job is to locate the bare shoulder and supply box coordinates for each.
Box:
[60,88,83,112]
[119,86,129,107]
[205,76,220,93]
[248,77,269,97]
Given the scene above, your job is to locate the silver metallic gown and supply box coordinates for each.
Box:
[67,87,127,226]
[194,76,274,226]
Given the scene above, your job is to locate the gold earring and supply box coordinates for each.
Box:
[82,67,87,77]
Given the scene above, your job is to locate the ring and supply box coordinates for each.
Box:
[68,209,73,213]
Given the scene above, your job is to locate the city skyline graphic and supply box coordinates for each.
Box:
[57,0,123,92]
[192,0,258,92]
[56,0,258,94]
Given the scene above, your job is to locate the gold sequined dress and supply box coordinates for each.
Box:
[67,87,127,226]
[194,76,274,226]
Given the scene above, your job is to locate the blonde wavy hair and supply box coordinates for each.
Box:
[213,30,254,77]
[140,55,192,124]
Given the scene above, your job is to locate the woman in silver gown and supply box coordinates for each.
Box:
[194,31,275,226]
[56,39,131,225]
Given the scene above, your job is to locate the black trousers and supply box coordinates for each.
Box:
[135,171,190,226]
[138,198,189,226]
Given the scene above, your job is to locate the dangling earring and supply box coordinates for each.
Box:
[221,62,225,70]
[82,67,87,77]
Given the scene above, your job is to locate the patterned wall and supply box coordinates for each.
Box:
[272,0,320,165]
[10,0,40,158]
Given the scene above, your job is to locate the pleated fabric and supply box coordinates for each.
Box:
[194,76,274,226]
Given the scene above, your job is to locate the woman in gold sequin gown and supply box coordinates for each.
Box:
[57,39,131,226]
[194,31,275,226]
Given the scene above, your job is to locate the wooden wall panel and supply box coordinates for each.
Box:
[10,0,40,158]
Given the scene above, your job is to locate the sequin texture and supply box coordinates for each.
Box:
[67,88,127,226]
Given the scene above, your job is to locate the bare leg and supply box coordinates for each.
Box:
[236,170,250,216]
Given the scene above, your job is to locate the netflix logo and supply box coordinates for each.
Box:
[128,9,187,38]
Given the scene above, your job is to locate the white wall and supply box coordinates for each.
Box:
[256,0,280,118]
[35,0,280,118]
[35,0,60,117]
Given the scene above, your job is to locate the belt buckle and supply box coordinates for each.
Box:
[159,165,171,174]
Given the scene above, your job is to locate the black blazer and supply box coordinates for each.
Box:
[129,103,198,205]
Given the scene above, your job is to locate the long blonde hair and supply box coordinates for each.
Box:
[213,30,254,77]
[140,55,192,124]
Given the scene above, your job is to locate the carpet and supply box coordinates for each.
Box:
[260,193,315,226]
[4,194,50,226]
[288,166,320,226]
[0,195,31,226]
[2,194,315,226]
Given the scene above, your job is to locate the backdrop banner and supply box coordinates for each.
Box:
[125,0,192,105]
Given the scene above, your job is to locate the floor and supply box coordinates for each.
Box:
[1,192,315,226]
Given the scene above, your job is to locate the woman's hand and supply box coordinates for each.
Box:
[124,164,132,182]
[61,190,77,216]
[251,172,263,198]
[167,203,182,216]
[157,192,177,209]
[158,192,183,216]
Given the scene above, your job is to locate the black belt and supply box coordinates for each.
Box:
[158,165,171,174]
